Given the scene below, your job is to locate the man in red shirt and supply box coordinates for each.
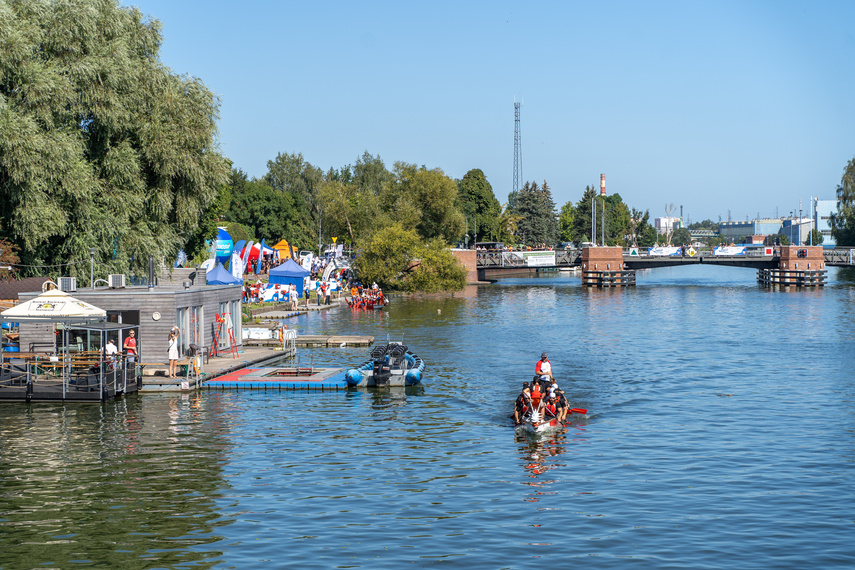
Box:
[123,330,138,364]
[535,352,553,383]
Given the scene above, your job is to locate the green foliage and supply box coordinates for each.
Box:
[567,186,598,244]
[0,0,229,278]
[264,152,321,240]
[389,163,465,242]
[185,184,231,262]
[689,219,718,230]
[830,157,855,246]
[353,151,394,196]
[404,240,467,293]
[604,194,632,246]
[353,224,421,289]
[671,228,692,245]
[353,224,465,292]
[807,229,823,245]
[0,237,20,282]
[558,201,575,242]
[513,181,558,246]
[224,177,307,246]
[457,169,501,242]
[223,222,255,244]
[497,205,523,244]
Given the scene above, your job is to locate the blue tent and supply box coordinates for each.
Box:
[206,263,242,285]
[268,258,310,297]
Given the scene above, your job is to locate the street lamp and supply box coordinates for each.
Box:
[89,247,96,288]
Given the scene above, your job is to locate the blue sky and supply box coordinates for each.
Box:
[123,0,855,225]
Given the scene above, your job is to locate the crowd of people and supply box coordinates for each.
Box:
[346,282,386,309]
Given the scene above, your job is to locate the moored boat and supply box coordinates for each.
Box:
[345,342,425,387]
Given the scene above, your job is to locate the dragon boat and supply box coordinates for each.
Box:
[515,409,565,436]
[345,342,425,387]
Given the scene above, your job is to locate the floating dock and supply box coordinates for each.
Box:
[204,366,348,390]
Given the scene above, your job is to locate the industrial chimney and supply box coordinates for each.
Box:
[600,174,606,196]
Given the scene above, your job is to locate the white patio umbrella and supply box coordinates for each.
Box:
[0,288,106,322]
[0,287,106,397]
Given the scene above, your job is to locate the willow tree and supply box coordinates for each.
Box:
[0,0,229,278]
[830,157,855,246]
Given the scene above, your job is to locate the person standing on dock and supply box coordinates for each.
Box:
[289,283,298,310]
[536,352,553,383]
[124,330,137,364]
[167,332,179,378]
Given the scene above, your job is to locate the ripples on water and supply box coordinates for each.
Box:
[1,266,854,568]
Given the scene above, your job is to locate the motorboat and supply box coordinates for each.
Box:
[345,342,425,387]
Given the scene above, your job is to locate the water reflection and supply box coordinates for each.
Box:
[0,395,231,568]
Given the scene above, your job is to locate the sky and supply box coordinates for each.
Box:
[122,0,855,225]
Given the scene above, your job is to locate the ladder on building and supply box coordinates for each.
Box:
[210,312,238,359]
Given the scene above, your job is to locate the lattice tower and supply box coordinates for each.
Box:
[513,102,522,194]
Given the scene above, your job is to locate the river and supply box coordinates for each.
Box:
[1,265,853,568]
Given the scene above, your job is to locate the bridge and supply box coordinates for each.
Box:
[462,245,855,287]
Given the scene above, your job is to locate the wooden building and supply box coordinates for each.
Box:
[16,268,243,361]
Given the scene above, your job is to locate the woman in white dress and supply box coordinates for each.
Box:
[167,332,179,378]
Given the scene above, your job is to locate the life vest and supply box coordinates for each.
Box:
[530,384,542,407]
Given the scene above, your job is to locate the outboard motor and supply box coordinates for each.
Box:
[373,359,392,385]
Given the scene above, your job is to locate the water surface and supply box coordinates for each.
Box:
[1,265,853,568]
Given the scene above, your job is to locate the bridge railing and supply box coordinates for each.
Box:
[476,249,582,268]
[823,248,855,265]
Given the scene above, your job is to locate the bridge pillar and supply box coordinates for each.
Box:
[581,246,635,287]
[450,249,482,283]
[758,245,826,287]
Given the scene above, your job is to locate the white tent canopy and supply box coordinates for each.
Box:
[0,289,106,323]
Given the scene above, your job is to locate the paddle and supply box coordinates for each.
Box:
[569,408,587,415]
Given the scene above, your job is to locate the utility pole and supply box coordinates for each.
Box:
[592,196,596,245]
[601,198,605,246]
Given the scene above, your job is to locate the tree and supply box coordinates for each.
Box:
[264,152,321,238]
[671,228,692,245]
[604,194,632,246]
[558,201,575,243]
[457,169,501,243]
[0,238,20,282]
[352,224,465,291]
[513,181,558,246]
[830,157,855,246]
[630,208,655,247]
[224,178,307,247]
[569,186,599,244]
[353,151,394,196]
[0,0,230,278]
[185,184,231,264]
[403,240,467,293]
[316,177,379,245]
[389,163,465,242]
[497,205,523,244]
[807,229,823,245]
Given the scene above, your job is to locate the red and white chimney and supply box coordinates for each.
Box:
[600,173,606,196]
